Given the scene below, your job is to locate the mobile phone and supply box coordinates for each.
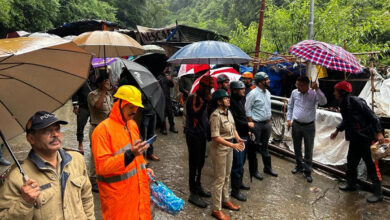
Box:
[146,135,157,145]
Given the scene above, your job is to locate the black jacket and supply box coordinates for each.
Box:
[229,93,249,137]
[157,74,174,101]
[337,95,382,141]
[185,91,209,139]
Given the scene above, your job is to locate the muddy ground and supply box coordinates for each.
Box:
[1,101,389,219]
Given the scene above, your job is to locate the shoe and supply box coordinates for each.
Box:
[198,187,211,198]
[0,157,11,166]
[231,191,247,201]
[263,156,278,177]
[291,166,303,174]
[222,201,240,211]
[264,168,278,177]
[254,171,263,181]
[169,127,178,133]
[240,182,250,190]
[366,181,383,203]
[146,154,160,161]
[189,193,208,208]
[211,210,230,220]
[303,173,313,183]
[160,129,168,135]
[339,182,358,191]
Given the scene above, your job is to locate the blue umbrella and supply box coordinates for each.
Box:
[167,40,252,65]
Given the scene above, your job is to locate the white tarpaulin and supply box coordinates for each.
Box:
[358,70,390,117]
[283,109,349,165]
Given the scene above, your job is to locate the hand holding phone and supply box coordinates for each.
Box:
[146,135,157,145]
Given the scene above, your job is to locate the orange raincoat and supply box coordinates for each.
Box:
[91,100,151,220]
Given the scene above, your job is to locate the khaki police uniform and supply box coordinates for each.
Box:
[209,107,236,211]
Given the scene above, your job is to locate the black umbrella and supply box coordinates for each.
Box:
[118,59,165,121]
[133,53,167,77]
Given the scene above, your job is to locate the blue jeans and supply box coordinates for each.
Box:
[140,114,156,156]
[231,137,248,191]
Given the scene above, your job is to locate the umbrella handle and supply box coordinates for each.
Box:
[0,130,29,182]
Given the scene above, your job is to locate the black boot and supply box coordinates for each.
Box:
[231,176,247,201]
[366,181,383,203]
[231,190,247,202]
[240,177,250,190]
[339,181,358,191]
[188,193,208,208]
[254,171,263,181]
[263,156,278,177]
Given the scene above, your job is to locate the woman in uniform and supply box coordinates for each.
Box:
[209,89,245,220]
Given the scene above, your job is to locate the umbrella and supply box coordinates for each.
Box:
[28,32,61,39]
[0,37,92,179]
[143,45,166,55]
[92,57,117,68]
[73,31,144,58]
[133,53,167,77]
[190,67,241,93]
[177,64,210,78]
[289,40,363,74]
[111,59,165,121]
[167,40,252,65]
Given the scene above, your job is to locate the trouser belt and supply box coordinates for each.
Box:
[97,163,146,183]
[294,120,314,126]
[253,120,268,124]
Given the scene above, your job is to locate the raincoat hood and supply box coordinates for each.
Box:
[109,99,131,126]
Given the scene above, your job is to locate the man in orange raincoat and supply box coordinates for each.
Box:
[91,85,154,220]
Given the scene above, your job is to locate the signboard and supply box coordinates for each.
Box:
[137,24,180,44]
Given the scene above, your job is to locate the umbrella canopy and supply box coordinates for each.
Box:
[113,59,165,121]
[289,40,363,74]
[0,37,92,140]
[133,53,167,77]
[73,31,144,58]
[143,45,166,55]
[190,67,241,94]
[178,64,210,78]
[92,57,117,68]
[167,40,253,65]
[28,32,61,39]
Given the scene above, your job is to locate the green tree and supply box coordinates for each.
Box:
[56,0,117,27]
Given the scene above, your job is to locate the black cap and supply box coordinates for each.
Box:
[26,111,68,134]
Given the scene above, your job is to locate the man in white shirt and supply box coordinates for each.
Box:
[287,76,327,182]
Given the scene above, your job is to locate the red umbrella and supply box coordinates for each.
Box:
[177,64,210,78]
[190,67,241,93]
[289,40,363,74]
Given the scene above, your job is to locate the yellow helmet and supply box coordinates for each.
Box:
[114,85,144,108]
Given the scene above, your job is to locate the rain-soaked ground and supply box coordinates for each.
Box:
[1,101,390,219]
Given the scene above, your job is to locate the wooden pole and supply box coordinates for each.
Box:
[252,0,266,75]
[370,56,375,111]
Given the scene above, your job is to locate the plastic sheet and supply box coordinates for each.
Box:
[149,176,185,215]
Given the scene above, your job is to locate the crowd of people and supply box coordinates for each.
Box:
[0,64,386,219]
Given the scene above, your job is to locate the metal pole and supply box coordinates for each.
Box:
[370,56,375,111]
[307,0,315,79]
[308,0,314,40]
[0,130,29,182]
[252,0,266,75]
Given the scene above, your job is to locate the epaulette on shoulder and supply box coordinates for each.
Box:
[62,147,83,154]
[0,162,22,185]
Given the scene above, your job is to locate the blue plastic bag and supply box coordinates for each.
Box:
[149,175,185,215]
